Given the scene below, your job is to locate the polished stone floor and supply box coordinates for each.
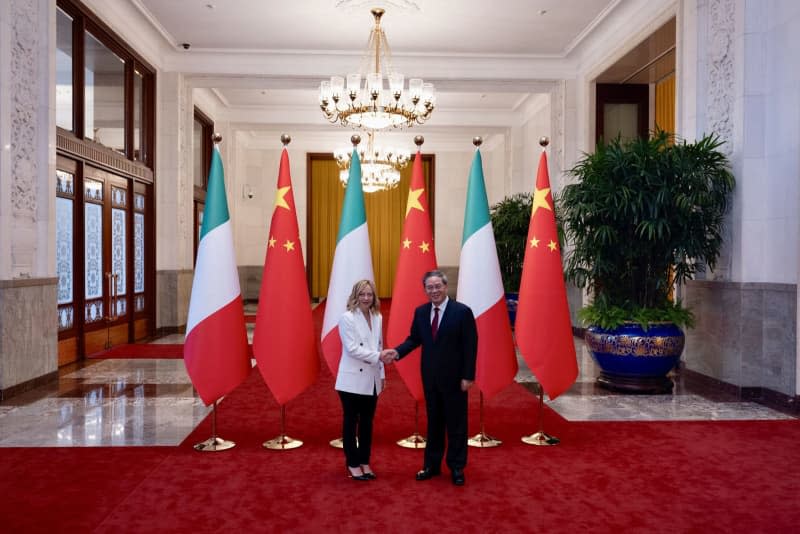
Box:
[0,324,794,447]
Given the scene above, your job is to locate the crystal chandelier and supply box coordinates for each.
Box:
[319,8,435,131]
[334,133,411,193]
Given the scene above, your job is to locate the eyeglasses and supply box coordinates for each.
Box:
[425,284,445,291]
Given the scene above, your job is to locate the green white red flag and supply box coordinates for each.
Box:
[457,148,518,399]
[320,151,375,376]
[184,146,250,405]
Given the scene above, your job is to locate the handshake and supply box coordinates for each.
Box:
[379,349,399,364]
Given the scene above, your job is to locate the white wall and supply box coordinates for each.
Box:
[231,145,309,266]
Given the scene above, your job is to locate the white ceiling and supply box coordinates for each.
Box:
[135,0,617,57]
[108,0,672,145]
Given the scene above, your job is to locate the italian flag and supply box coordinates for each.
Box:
[321,150,375,377]
[457,148,518,400]
[184,146,250,406]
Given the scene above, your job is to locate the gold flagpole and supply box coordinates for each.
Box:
[521,383,559,446]
[193,400,236,451]
[397,401,427,448]
[263,405,303,450]
[468,392,502,447]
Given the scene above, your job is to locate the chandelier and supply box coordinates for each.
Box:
[334,133,410,193]
[319,8,435,131]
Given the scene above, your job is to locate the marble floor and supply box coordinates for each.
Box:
[0,326,794,447]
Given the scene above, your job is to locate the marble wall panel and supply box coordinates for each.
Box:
[156,269,193,329]
[740,289,764,386]
[0,279,57,390]
[684,280,796,396]
[762,288,797,393]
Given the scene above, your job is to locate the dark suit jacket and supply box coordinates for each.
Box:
[395,299,478,392]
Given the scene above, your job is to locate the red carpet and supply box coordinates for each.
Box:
[2,359,800,532]
[88,343,255,359]
[3,300,799,532]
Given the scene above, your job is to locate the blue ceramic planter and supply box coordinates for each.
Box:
[584,322,685,393]
[505,292,519,328]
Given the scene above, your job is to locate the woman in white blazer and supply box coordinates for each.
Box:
[335,279,385,481]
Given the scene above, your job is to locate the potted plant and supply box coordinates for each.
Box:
[558,130,735,392]
[490,192,532,326]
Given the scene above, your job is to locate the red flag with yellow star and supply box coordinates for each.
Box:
[253,148,319,405]
[515,150,577,400]
[386,150,436,401]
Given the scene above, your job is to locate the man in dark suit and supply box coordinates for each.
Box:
[382,269,477,486]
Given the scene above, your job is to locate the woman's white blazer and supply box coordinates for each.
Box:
[334,309,385,396]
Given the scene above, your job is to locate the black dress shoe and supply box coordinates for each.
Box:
[415,467,441,481]
[451,469,465,486]
[362,471,377,480]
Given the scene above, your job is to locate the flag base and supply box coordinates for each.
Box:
[263,434,303,450]
[468,431,502,448]
[193,436,236,452]
[521,431,560,446]
[396,432,427,449]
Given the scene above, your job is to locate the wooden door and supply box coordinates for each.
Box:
[56,156,80,365]
[81,166,131,354]
[596,83,649,144]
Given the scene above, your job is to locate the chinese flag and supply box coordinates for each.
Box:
[515,150,578,400]
[386,150,436,401]
[253,148,319,405]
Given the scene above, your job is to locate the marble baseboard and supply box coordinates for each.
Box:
[682,367,799,416]
[683,280,797,396]
[238,265,262,303]
[156,269,193,330]
[0,370,58,401]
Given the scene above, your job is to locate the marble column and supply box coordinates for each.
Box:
[155,73,194,331]
[0,0,58,397]
[680,0,800,399]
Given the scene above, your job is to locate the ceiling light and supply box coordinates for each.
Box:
[334,133,411,193]
[319,8,435,131]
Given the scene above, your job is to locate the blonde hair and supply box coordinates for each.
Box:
[346,279,381,314]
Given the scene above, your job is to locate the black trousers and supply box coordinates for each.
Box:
[338,390,378,468]
[423,386,468,472]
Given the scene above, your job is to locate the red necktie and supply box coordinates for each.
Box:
[431,307,440,340]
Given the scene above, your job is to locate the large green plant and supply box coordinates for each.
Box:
[490,193,532,293]
[558,130,735,329]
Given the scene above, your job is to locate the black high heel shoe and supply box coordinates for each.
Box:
[360,466,377,480]
[346,465,370,481]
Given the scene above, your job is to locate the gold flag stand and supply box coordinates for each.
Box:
[193,400,236,452]
[468,392,502,448]
[521,384,560,446]
[396,401,427,448]
[263,405,303,450]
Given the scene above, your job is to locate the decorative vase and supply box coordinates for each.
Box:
[584,322,685,393]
